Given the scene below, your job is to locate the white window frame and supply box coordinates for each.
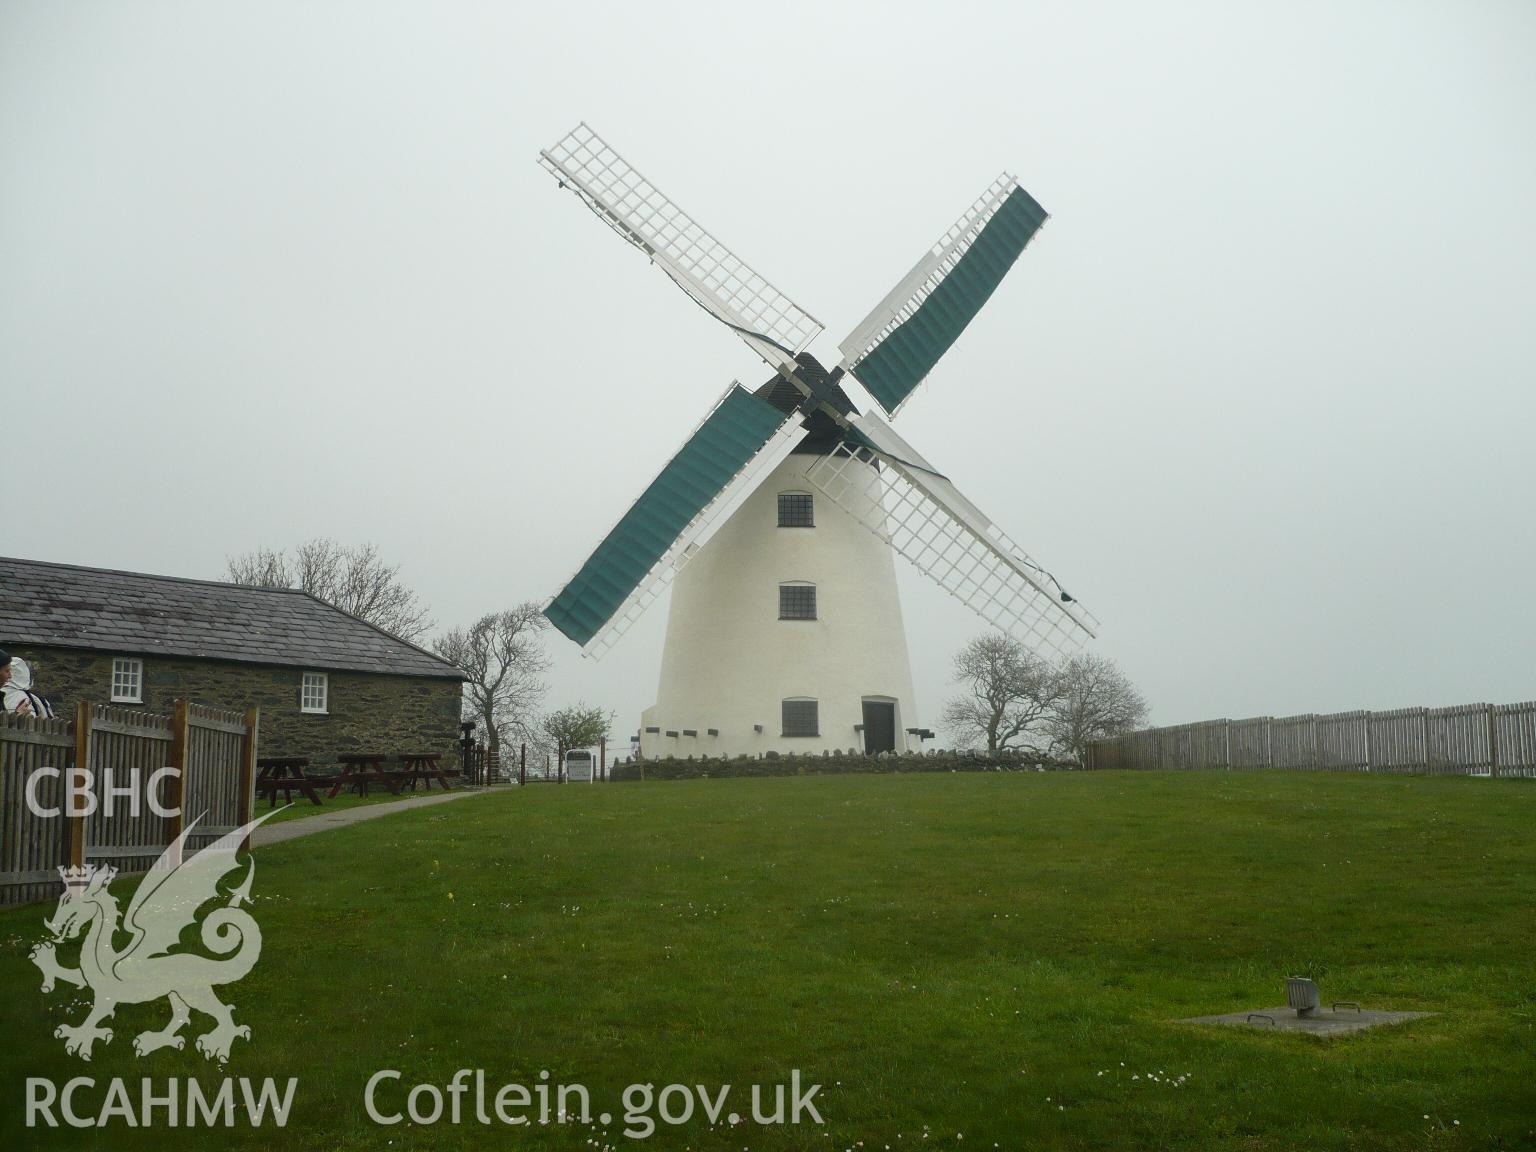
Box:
[301,671,329,715]
[110,657,143,704]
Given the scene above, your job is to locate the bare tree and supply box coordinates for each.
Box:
[941,632,1063,752]
[1045,652,1149,763]
[225,538,434,642]
[432,605,551,754]
[540,703,612,767]
[226,547,291,589]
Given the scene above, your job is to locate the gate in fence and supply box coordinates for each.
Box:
[463,740,531,785]
[460,740,610,784]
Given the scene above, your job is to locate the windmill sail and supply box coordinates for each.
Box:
[804,412,1097,658]
[838,176,1048,417]
[536,125,1101,673]
[539,123,824,373]
[545,384,802,657]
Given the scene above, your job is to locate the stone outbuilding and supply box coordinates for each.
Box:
[0,556,464,770]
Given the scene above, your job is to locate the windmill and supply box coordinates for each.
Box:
[538,123,1098,758]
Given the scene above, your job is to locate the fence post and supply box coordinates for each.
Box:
[166,699,189,854]
[459,723,476,784]
[1487,704,1499,779]
[519,742,526,787]
[1420,707,1431,773]
[1223,720,1231,771]
[238,707,259,851]
[599,737,607,783]
[70,701,92,869]
[1364,711,1374,771]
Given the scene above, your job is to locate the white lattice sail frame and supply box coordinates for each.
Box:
[539,123,823,372]
[804,414,1098,658]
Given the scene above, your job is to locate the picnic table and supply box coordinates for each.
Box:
[327,752,403,798]
[255,755,324,808]
[325,752,457,797]
[395,752,455,792]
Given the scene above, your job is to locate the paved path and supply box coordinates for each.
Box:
[252,788,499,848]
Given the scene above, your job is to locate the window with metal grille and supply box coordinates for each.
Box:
[782,699,819,737]
[110,658,143,704]
[777,492,814,527]
[779,583,817,620]
[301,672,329,714]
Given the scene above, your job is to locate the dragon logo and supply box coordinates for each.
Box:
[28,810,280,1063]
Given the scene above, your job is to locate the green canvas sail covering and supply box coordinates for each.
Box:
[545,385,790,647]
[850,185,1047,415]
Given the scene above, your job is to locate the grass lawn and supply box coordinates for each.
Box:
[1,772,1532,1150]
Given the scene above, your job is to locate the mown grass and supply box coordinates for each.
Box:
[1,772,1532,1151]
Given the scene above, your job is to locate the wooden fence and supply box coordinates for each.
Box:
[464,741,547,785]
[1,700,257,906]
[463,742,506,785]
[1085,700,1536,778]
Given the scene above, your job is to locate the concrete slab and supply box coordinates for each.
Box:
[1178,1006,1435,1036]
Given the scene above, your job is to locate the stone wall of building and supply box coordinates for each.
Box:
[10,646,464,772]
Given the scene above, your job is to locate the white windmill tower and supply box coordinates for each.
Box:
[538,124,1098,759]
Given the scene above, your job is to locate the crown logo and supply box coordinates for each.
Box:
[57,864,97,892]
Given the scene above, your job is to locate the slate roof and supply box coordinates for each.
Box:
[0,557,463,680]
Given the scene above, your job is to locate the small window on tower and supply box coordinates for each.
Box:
[782,698,819,737]
[777,492,814,528]
[779,583,817,620]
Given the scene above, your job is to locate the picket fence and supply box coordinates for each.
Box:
[1085,700,1536,778]
[1,701,257,906]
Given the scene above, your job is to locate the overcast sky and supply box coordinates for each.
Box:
[3,1,1532,739]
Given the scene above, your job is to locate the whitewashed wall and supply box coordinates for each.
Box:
[640,454,919,758]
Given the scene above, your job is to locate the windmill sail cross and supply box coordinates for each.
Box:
[535,124,1099,682]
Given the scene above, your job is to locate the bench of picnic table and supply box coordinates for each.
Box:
[256,777,321,794]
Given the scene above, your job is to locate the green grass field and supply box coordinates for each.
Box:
[2,772,1533,1150]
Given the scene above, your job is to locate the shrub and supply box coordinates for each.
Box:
[611,750,1078,783]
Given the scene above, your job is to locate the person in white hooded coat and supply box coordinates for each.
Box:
[0,649,55,718]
